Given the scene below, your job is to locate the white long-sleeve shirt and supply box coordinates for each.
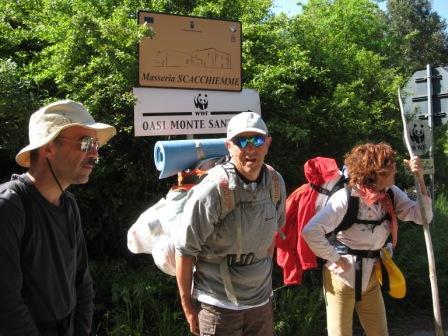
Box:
[302,185,432,292]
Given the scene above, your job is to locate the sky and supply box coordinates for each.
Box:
[272,0,448,22]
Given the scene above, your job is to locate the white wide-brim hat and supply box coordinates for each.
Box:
[16,99,117,167]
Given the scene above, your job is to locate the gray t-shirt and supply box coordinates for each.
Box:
[175,163,286,307]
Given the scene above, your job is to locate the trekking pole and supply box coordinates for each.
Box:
[398,89,444,336]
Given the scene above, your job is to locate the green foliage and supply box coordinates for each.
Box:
[273,284,326,336]
[240,0,413,187]
[386,0,448,74]
[192,0,273,22]
[91,259,188,336]
[386,192,448,314]
[0,58,38,177]
[294,0,403,154]
[433,123,448,194]
[298,0,390,80]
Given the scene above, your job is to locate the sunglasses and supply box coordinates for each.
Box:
[232,135,266,149]
[58,136,100,152]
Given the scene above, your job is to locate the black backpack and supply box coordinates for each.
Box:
[3,175,33,244]
[333,184,395,236]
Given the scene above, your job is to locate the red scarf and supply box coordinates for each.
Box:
[358,186,398,247]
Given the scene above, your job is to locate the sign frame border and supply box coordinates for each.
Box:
[137,10,242,92]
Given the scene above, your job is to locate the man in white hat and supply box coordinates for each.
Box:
[0,100,116,335]
[175,112,286,336]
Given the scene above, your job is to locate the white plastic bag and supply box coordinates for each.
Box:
[127,198,165,254]
[152,234,176,276]
[158,189,189,237]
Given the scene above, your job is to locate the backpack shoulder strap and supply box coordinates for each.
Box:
[265,164,286,240]
[265,164,281,205]
[209,163,282,220]
[327,175,347,199]
[387,188,394,206]
[333,185,359,234]
[333,186,394,236]
[7,175,32,243]
[207,165,235,220]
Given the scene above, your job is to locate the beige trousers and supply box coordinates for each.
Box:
[323,268,388,336]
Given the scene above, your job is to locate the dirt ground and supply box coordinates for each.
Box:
[352,309,448,336]
[389,313,447,336]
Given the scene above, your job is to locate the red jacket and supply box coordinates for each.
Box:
[276,157,341,285]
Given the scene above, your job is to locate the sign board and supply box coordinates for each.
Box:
[401,66,448,125]
[138,11,241,91]
[405,119,432,155]
[133,88,261,136]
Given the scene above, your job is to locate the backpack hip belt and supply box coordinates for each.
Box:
[336,242,380,301]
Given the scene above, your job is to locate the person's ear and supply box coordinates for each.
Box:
[265,136,272,148]
[225,139,236,158]
[42,141,56,160]
[225,140,232,151]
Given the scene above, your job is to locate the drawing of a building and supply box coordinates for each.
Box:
[191,48,231,69]
[153,48,231,69]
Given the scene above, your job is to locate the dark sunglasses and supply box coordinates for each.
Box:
[232,135,266,149]
[58,136,100,152]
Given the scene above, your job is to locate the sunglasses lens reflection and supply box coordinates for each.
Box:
[80,137,99,152]
[234,135,265,149]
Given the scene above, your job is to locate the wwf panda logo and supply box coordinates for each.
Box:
[410,123,425,144]
[194,93,208,110]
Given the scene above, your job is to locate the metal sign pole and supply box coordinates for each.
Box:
[425,64,435,202]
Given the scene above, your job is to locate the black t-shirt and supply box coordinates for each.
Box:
[0,174,93,335]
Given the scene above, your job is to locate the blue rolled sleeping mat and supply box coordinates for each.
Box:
[154,138,229,179]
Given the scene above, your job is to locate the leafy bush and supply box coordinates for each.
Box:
[91,258,188,336]
[384,192,448,317]
[273,280,326,336]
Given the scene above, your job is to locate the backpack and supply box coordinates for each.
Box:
[276,157,344,285]
[276,157,395,286]
[3,175,33,244]
[330,185,394,237]
[127,160,282,276]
